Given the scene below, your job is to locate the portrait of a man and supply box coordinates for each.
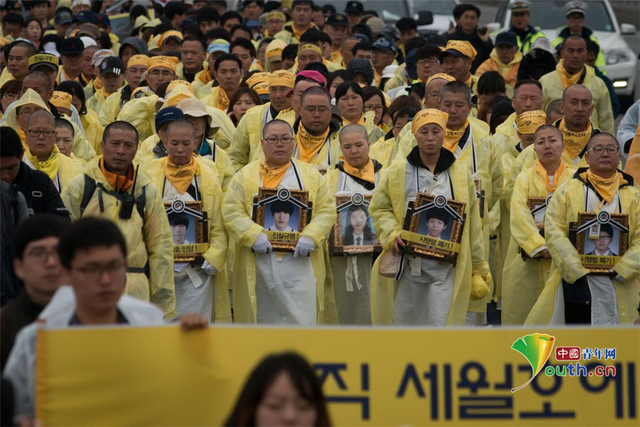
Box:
[266,200,297,232]
[586,223,618,256]
[169,212,194,245]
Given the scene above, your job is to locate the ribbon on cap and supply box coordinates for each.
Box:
[412,108,449,134]
[148,55,179,73]
[516,110,546,134]
[127,54,149,68]
[268,70,295,88]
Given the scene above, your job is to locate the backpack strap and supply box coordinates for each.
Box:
[80,174,97,215]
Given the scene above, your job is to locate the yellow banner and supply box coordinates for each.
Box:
[580,255,620,266]
[36,327,639,426]
[401,230,461,252]
[173,243,208,255]
[265,230,300,241]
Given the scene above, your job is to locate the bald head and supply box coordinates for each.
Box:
[586,132,618,150]
[560,84,593,130]
[562,84,592,102]
[27,109,55,128]
[339,124,368,143]
[22,71,53,104]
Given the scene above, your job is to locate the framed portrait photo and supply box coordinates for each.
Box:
[403,193,466,264]
[330,193,381,255]
[252,188,311,252]
[573,211,629,274]
[165,200,208,262]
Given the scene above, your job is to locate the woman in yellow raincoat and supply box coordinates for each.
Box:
[146,120,231,322]
[502,125,577,325]
[223,119,337,325]
[369,109,490,326]
[526,133,640,325]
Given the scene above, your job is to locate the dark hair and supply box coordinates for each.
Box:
[0,126,23,157]
[514,78,542,93]
[214,53,242,72]
[415,44,441,62]
[57,80,86,115]
[0,80,22,113]
[345,205,375,241]
[197,7,220,24]
[206,27,231,42]
[182,35,207,52]
[479,94,508,126]
[12,214,70,260]
[327,70,346,92]
[58,217,127,270]
[168,212,189,227]
[164,1,188,20]
[230,37,256,57]
[335,81,363,104]
[404,37,427,54]
[299,28,323,45]
[320,32,332,46]
[362,86,386,124]
[2,12,23,26]
[388,94,422,121]
[489,97,515,134]
[394,105,419,123]
[224,352,331,427]
[129,4,149,24]
[453,3,481,20]
[54,117,74,136]
[241,0,264,8]
[220,11,243,27]
[5,40,37,63]
[441,80,472,103]
[282,43,298,61]
[425,207,450,224]
[396,17,417,33]
[292,0,315,9]
[599,222,613,237]
[586,39,600,55]
[257,37,273,54]
[24,16,44,41]
[230,24,251,39]
[477,71,506,96]
[303,61,329,81]
[351,41,371,56]
[270,200,295,215]
[351,23,372,43]
[227,87,261,125]
[103,121,139,146]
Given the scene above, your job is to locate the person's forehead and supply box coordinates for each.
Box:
[25,236,59,251]
[182,40,204,50]
[218,60,240,69]
[302,93,330,105]
[589,135,617,147]
[564,38,586,48]
[55,126,73,134]
[442,91,468,101]
[564,87,591,101]
[107,128,136,140]
[515,84,541,96]
[10,45,29,55]
[30,114,54,127]
[74,245,124,264]
[265,122,292,134]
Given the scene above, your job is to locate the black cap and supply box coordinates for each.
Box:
[372,37,398,54]
[344,1,364,15]
[155,107,185,130]
[55,9,73,25]
[100,57,124,76]
[60,37,84,56]
[346,58,374,85]
[75,10,97,24]
[495,31,517,47]
[326,13,348,27]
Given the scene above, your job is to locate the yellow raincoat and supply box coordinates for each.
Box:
[368,152,489,325]
[98,85,129,126]
[146,157,231,322]
[23,145,85,192]
[539,65,614,134]
[229,103,296,171]
[526,170,640,325]
[61,158,177,318]
[222,159,338,324]
[502,163,576,325]
[291,120,343,173]
[80,108,104,155]
[116,93,160,143]
[475,49,523,97]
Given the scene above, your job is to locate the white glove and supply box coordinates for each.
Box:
[293,236,315,258]
[252,233,273,254]
[202,260,217,275]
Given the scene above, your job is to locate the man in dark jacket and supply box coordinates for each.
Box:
[0,127,69,218]
[445,3,493,73]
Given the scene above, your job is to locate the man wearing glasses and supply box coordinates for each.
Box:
[528,133,640,326]
[23,110,83,193]
[223,119,336,325]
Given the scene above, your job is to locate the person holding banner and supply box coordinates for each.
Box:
[369,109,490,326]
[146,120,230,323]
[223,119,337,325]
[325,124,383,325]
[526,133,640,325]
[502,125,576,325]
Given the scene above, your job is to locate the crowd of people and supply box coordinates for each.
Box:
[0,0,639,422]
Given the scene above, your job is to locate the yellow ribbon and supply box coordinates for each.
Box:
[260,159,290,188]
[296,123,329,163]
[560,118,592,160]
[25,145,61,181]
[164,156,199,194]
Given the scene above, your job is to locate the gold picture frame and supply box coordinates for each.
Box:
[403,193,466,264]
[252,188,311,252]
[165,200,208,262]
[330,193,381,255]
[573,211,629,274]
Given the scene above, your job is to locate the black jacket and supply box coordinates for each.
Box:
[12,162,70,218]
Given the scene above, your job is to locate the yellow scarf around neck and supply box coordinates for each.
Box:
[100,156,134,192]
[291,23,308,40]
[197,68,213,85]
[296,123,330,163]
[26,144,61,181]
[215,86,231,111]
[164,156,199,194]
[585,169,622,204]
[345,114,365,126]
[444,120,469,152]
[260,159,291,188]
[556,59,584,89]
[535,160,568,193]
[560,118,592,160]
[342,157,375,184]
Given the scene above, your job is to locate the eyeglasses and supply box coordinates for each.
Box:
[26,247,59,261]
[588,146,619,155]
[72,262,126,279]
[27,129,55,137]
[264,135,294,144]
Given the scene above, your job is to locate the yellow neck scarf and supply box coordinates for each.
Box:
[556,59,583,89]
[296,122,329,163]
[198,68,213,85]
[465,74,473,88]
[345,114,365,126]
[92,76,104,91]
[374,69,381,86]
[585,169,622,204]
[18,129,27,148]
[164,156,198,194]
[291,23,308,40]
[26,145,61,181]
[560,118,592,160]
[260,159,291,188]
[342,157,375,184]
[215,86,231,111]
[100,156,134,192]
[535,160,568,193]
[444,120,469,152]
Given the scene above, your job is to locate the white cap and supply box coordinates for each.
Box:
[80,36,97,48]
[382,64,398,79]
[531,37,553,54]
[72,0,91,7]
